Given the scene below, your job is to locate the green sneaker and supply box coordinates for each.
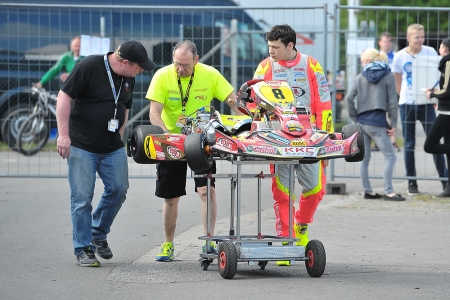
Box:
[294,224,309,247]
[155,242,174,262]
[276,242,291,266]
[202,241,218,254]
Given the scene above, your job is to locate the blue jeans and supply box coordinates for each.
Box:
[399,104,447,185]
[67,146,129,256]
[360,124,396,194]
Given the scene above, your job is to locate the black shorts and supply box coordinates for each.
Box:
[155,160,216,199]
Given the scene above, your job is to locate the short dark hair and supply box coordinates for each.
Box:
[266,24,296,48]
[442,37,450,49]
[379,31,392,41]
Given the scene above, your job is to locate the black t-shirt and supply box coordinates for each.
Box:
[62,53,134,154]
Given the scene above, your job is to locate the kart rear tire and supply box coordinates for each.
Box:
[184,133,213,173]
[342,124,365,162]
[305,239,326,278]
[129,125,164,164]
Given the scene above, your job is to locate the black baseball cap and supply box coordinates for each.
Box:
[118,40,156,71]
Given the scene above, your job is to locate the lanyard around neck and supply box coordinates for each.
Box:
[177,70,194,116]
[104,54,123,119]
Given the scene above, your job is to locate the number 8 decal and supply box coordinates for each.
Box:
[272,88,285,99]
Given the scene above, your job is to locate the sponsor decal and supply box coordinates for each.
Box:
[166,146,182,159]
[195,95,207,100]
[274,69,286,73]
[267,133,290,145]
[247,145,277,155]
[144,136,152,158]
[168,89,180,94]
[194,88,207,92]
[323,144,344,154]
[293,88,306,97]
[294,67,306,72]
[169,97,180,101]
[274,73,287,80]
[156,151,166,159]
[167,136,181,142]
[125,82,130,91]
[333,140,345,145]
[309,132,324,142]
[291,139,307,146]
[293,71,306,78]
[154,140,161,146]
[282,147,316,157]
[217,138,233,150]
[286,121,303,132]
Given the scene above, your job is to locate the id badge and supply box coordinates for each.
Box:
[108,119,119,132]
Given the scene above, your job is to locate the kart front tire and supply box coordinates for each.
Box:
[128,125,164,164]
[184,133,213,173]
[342,124,365,162]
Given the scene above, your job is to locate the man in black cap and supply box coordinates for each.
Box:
[56,40,156,267]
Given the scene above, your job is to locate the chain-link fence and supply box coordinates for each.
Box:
[329,5,450,188]
[0,3,329,177]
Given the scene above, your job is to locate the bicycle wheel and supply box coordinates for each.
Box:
[17,112,50,156]
[1,107,33,152]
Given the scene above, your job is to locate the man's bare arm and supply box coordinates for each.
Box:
[56,90,73,159]
[224,92,244,115]
[149,101,169,132]
[119,109,129,137]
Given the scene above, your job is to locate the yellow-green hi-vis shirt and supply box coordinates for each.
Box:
[146,63,234,133]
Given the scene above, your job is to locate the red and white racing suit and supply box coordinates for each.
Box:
[253,52,334,237]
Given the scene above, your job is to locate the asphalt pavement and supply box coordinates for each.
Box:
[1,126,450,299]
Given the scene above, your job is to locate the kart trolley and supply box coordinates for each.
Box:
[197,158,326,279]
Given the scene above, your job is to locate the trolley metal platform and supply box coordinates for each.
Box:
[197,158,326,279]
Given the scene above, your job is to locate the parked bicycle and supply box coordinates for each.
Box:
[1,87,57,156]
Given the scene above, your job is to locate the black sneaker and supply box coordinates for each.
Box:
[91,239,113,260]
[77,247,100,267]
[364,192,383,199]
[407,183,419,195]
[383,194,406,201]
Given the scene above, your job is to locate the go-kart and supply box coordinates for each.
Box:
[127,80,364,172]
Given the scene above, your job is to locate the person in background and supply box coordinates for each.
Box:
[34,36,84,88]
[146,40,243,262]
[372,31,401,152]
[346,48,405,201]
[424,37,450,197]
[392,23,447,195]
[56,40,156,267]
[253,24,333,266]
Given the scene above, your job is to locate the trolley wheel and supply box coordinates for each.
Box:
[342,124,365,162]
[258,261,268,270]
[218,241,237,279]
[305,239,326,278]
[200,259,211,271]
[184,133,213,173]
[128,125,164,164]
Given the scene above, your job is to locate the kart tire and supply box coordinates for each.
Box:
[129,125,164,164]
[305,239,326,278]
[218,241,238,279]
[342,124,365,162]
[184,133,214,173]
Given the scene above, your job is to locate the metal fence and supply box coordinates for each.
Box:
[329,5,450,186]
[1,3,448,188]
[0,3,329,177]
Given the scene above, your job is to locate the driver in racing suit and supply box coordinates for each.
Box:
[253,24,333,265]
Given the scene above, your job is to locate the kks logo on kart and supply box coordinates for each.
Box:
[247,145,277,155]
[282,147,316,157]
[166,146,182,159]
[217,138,233,150]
